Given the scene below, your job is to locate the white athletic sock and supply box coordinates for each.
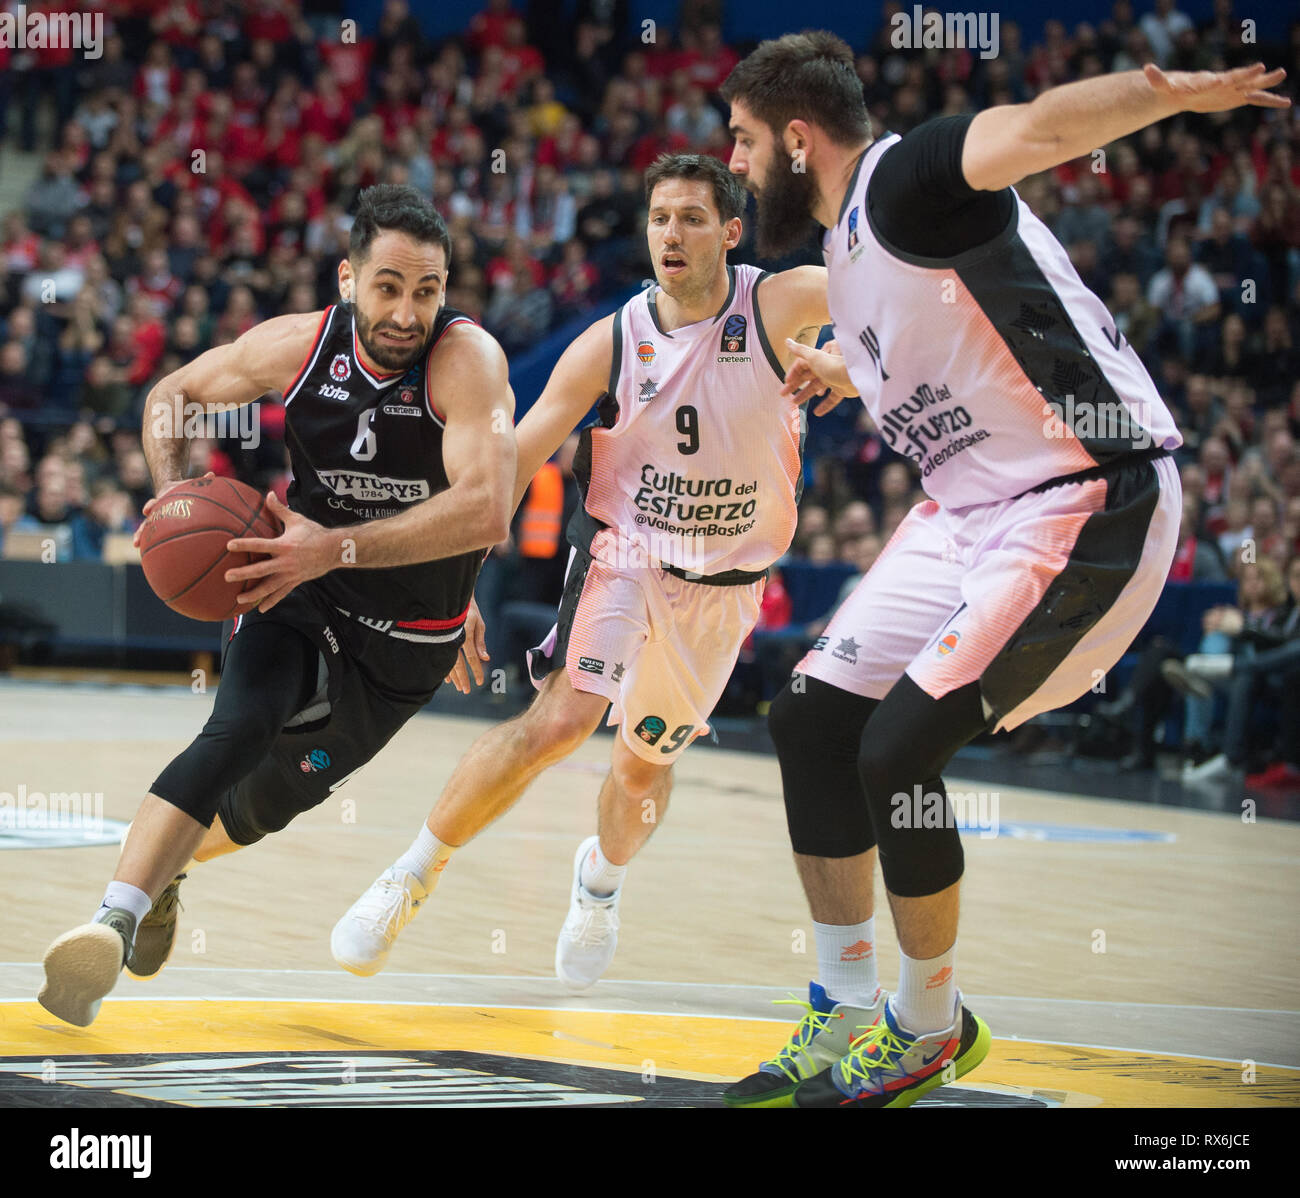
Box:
[579,840,626,898]
[393,824,456,892]
[96,882,152,939]
[892,942,958,1035]
[813,917,880,1007]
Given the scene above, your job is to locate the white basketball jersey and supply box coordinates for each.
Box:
[577,263,804,576]
[826,134,1182,509]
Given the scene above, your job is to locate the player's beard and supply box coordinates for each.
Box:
[354,304,430,372]
[752,145,822,259]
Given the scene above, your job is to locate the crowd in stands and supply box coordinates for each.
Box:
[0,0,1297,781]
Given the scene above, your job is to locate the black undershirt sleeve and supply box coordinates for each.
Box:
[866,113,1015,259]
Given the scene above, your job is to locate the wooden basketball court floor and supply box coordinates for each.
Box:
[1,679,1297,1109]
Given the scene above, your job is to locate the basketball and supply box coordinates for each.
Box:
[138,477,284,621]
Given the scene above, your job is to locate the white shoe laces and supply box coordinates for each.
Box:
[353,875,421,941]
[566,894,618,948]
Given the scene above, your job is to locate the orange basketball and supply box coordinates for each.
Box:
[138,477,284,621]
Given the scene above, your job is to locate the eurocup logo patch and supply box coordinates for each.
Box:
[299,748,331,774]
[634,715,666,745]
[330,354,352,382]
[637,340,655,365]
[847,206,860,251]
[937,630,961,657]
[721,314,747,354]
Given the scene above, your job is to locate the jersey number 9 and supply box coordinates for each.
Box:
[676,405,699,455]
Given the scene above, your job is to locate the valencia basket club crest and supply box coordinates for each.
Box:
[637,340,656,366]
[720,315,747,354]
[330,354,352,382]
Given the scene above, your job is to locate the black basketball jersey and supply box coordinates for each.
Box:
[282,304,484,637]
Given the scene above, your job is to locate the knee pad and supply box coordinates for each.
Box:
[150,702,287,828]
[769,675,879,858]
[858,677,986,897]
[151,621,320,828]
[216,762,316,848]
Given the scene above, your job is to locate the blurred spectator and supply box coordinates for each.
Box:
[69,479,133,560]
[23,152,81,240]
[1107,271,1159,359]
[1054,172,1112,254]
[1175,557,1299,784]
[484,263,554,352]
[0,342,39,412]
[1148,236,1220,362]
[1139,0,1194,67]
[20,241,84,309]
[550,239,600,321]
[666,86,724,145]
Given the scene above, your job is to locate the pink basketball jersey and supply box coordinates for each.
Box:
[578,264,805,576]
[826,134,1182,509]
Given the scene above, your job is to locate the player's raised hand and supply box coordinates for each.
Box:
[133,472,216,547]
[224,491,340,613]
[445,596,490,694]
[1144,62,1290,112]
[781,339,857,416]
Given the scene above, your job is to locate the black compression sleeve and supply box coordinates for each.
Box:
[867,114,1015,259]
[150,621,319,826]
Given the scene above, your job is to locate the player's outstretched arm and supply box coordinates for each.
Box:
[225,323,516,611]
[962,62,1289,192]
[756,266,857,415]
[141,310,324,497]
[510,312,615,513]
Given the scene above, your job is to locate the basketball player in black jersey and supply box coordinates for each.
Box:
[37,185,515,1027]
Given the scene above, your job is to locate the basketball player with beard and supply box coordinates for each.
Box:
[330,153,843,990]
[717,33,1287,1107]
[38,185,515,1027]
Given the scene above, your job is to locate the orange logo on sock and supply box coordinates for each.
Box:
[925,966,953,989]
[840,940,874,961]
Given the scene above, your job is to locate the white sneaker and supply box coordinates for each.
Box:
[555,836,620,993]
[38,910,134,1027]
[331,867,427,977]
[1182,753,1232,787]
[1185,653,1233,684]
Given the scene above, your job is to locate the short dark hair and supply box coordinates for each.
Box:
[721,30,871,148]
[349,184,452,269]
[644,153,746,223]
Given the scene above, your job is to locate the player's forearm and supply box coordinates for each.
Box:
[335,482,511,570]
[510,416,573,515]
[1018,70,1179,173]
[511,441,556,515]
[141,380,190,490]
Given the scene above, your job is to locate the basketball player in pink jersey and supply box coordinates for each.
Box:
[332,153,843,987]
[718,33,1288,1108]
